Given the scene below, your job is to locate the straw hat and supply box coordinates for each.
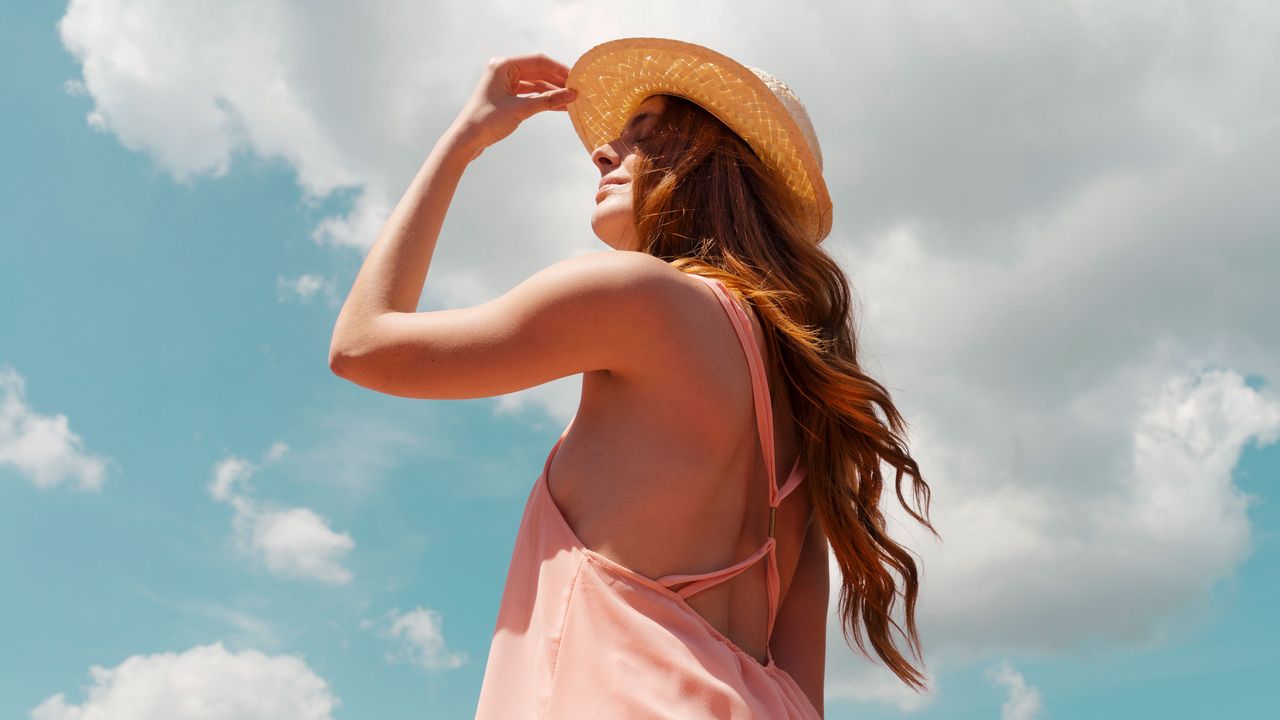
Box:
[565,37,833,245]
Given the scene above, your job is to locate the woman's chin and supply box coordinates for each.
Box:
[590,213,632,249]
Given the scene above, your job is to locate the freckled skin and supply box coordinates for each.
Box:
[589,95,668,251]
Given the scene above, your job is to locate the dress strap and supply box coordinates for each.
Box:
[778,455,806,502]
[658,537,776,599]
[690,274,779,502]
[657,274,805,643]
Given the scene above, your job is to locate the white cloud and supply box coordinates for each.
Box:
[827,367,1280,706]
[277,273,338,305]
[236,503,356,586]
[365,606,468,671]
[827,666,937,714]
[987,660,1045,720]
[0,364,112,491]
[208,455,254,503]
[757,1,1280,709]
[54,0,614,286]
[29,642,339,720]
[208,445,356,585]
[264,441,289,462]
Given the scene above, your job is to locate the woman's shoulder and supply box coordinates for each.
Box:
[550,249,710,308]
[556,248,672,275]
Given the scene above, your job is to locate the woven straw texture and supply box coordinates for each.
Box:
[566,37,833,244]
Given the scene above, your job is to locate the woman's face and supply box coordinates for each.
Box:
[590,94,668,251]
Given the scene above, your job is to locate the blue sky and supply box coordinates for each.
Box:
[3,2,1279,718]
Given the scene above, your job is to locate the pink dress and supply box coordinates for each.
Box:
[475,273,821,719]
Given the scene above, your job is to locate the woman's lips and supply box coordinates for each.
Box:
[596,181,626,201]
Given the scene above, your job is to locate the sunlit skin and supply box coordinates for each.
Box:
[589,94,668,251]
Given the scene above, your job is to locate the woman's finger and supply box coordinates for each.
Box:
[508,52,570,77]
[498,53,569,85]
[516,86,577,115]
[515,79,559,94]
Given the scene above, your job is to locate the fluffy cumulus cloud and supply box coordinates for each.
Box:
[54,0,629,318]
[923,369,1277,650]
[28,642,339,720]
[832,367,1280,709]
[209,444,356,585]
[55,0,1280,712]
[235,504,357,585]
[0,364,112,491]
[363,606,468,671]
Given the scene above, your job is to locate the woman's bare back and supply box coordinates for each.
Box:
[545,269,814,666]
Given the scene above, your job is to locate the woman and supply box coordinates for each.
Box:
[329,37,935,719]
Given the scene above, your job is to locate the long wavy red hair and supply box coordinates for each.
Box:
[628,94,938,690]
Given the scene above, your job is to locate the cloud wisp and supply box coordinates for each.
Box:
[208,442,357,586]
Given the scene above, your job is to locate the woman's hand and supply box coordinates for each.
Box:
[449,53,577,160]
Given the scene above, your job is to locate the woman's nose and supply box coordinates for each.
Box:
[592,140,620,169]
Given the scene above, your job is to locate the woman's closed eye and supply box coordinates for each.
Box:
[631,129,661,150]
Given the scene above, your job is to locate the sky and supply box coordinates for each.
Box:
[2,0,1278,718]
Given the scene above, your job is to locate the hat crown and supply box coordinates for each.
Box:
[743,65,823,173]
